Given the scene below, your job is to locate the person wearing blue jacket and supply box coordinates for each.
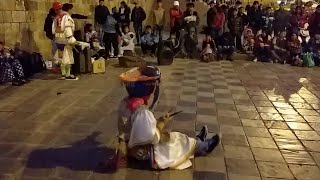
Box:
[141,26,159,57]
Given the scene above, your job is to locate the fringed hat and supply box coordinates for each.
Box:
[120,66,161,110]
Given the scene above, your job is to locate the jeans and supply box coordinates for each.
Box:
[217,46,236,58]
[104,33,119,57]
[133,23,143,44]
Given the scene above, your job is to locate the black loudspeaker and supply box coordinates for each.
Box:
[157,40,174,66]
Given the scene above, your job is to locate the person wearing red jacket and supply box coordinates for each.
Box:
[253,28,273,62]
[211,6,225,39]
[170,1,183,39]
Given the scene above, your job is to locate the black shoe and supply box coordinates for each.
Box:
[206,134,220,154]
[12,81,23,86]
[197,125,208,141]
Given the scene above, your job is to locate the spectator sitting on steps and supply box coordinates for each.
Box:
[141,25,159,57]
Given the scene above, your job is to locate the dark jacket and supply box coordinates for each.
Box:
[44,8,55,40]
[131,7,146,25]
[217,33,235,47]
[71,14,87,19]
[95,5,110,25]
[247,7,263,30]
[119,6,131,25]
[308,12,320,37]
[239,13,249,26]
[228,16,243,34]
[184,33,198,52]
[207,8,215,27]
[274,9,290,32]
[183,10,199,31]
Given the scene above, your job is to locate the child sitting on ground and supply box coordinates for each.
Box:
[119,25,135,56]
[242,27,255,53]
[140,25,159,57]
[182,27,198,59]
[287,32,302,66]
[84,23,99,44]
[271,30,290,64]
[0,42,26,86]
[201,34,216,62]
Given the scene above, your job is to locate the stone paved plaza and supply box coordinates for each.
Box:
[1,59,320,180]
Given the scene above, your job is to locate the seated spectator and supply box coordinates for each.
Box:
[141,25,159,57]
[253,29,272,62]
[287,32,302,66]
[271,30,290,64]
[242,27,255,53]
[165,33,180,55]
[84,24,99,43]
[182,27,198,59]
[0,42,26,86]
[201,34,216,62]
[217,32,236,61]
[308,33,320,65]
[119,25,135,56]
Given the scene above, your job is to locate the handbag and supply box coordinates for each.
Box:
[302,52,315,68]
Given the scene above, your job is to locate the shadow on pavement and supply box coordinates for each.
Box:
[25,132,117,173]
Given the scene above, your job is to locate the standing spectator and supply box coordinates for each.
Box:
[217,32,236,61]
[103,14,121,58]
[170,1,183,39]
[308,33,320,65]
[247,1,263,33]
[238,6,249,26]
[274,2,290,36]
[228,1,242,21]
[119,1,131,29]
[95,0,109,46]
[212,6,225,38]
[141,25,159,57]
[228,8,243,50]
[153,0,166,38]
[289,6,307,35]
[207,1,216,31]
[131,1,146,46]
[44,8,57,56]
[271,30,289,63]
[183,2,199,33]
[308,5,320,38]
[262,7,274,35]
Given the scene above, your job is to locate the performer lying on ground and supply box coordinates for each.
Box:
[117,65,220,170]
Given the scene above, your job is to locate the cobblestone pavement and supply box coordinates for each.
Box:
[1,59,320,180]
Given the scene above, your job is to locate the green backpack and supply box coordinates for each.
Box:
[302,52,315,68]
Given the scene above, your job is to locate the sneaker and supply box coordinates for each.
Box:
[58,76,66,80]
[197,125,208,141]
[206,134,221,154]
[253,58,258,62]
[65,75,79,80]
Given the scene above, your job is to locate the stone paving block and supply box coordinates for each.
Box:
[244,127,271,137]
[286,122,312,130]
[222,134,249,147]
[260,113,283,121]
[310,152,320,167]
[281,150,316,165]
[218,116,242,126]
[215,98,234,104]
[269,129,297,140]
[293,130,320,140]
[195,156,226,173]
[275,139,305,151]
[282,114,306,122]
[225,158,260,176]
[248,137,278,149]
[236,105,256,112]
[252,148,285,163]
[228,173,261,180]
[223,145,254,160]
[194,171,226,180]
[263,121,289,129]
[257,161,294,179]
[252,101,274,107]
[302,141,320,152]
[241,119,265,127]
[303,115,320,123]
[220,125,245,136]
[197,108,217,116]
[289,164,320,180]
[238,111,261,119]
[159,169,193,180]
[216,103,237,111]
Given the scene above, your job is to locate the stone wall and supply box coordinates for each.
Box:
[0,0,155,61]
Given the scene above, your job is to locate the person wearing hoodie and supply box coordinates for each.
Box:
[103,11,122,58]
[141,25,159,57]
[119,1,131,29]
[131,1,146,46]
[170,1,183,39]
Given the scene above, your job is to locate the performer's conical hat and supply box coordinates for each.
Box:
[120,66,161,110]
